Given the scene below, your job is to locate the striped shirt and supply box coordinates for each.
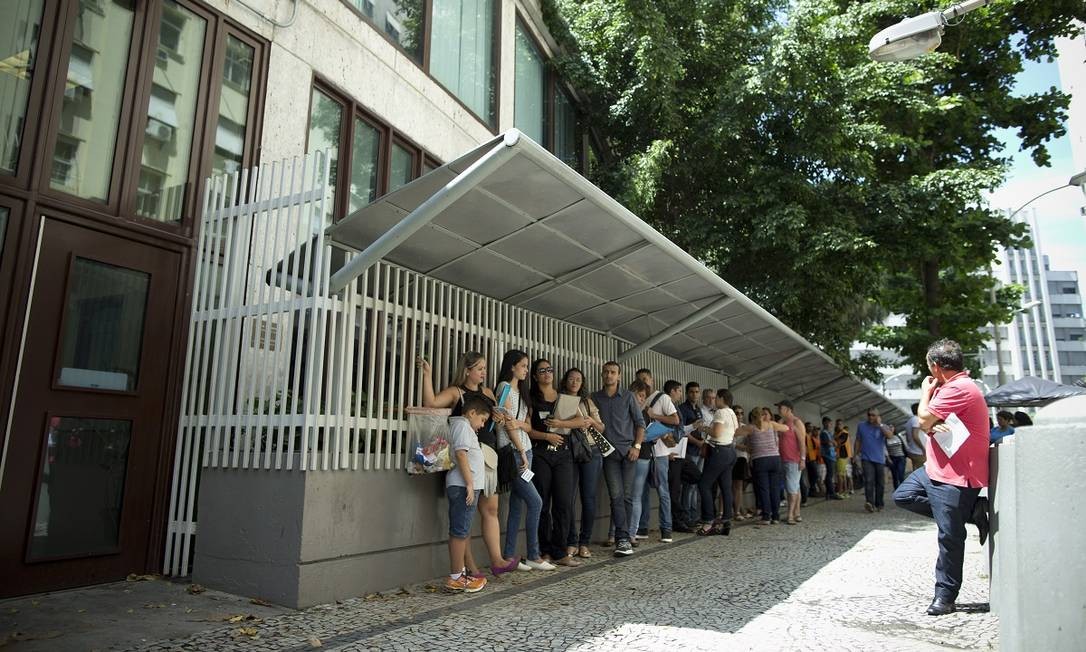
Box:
[749,427,780,459]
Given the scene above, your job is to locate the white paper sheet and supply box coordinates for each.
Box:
[655,435,688,458]
[933,412,971,458]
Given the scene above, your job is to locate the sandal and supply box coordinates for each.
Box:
[696,524,714,536]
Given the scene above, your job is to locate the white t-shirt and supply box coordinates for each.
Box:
[710,407,738,445]
[647,391,678,458]
[903,415,924,455]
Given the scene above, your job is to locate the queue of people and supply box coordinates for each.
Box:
[422,352,906,594]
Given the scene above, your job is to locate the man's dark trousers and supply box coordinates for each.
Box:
[893,467,980,601]
[861,459,886,508]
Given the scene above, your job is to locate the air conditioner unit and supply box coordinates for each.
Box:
[147,121,173,142]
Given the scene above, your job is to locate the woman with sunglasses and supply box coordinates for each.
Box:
[419,353,520,576]
[528,358,581,567]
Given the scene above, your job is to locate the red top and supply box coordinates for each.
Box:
[925,372,990,488]
[778,418,803,464]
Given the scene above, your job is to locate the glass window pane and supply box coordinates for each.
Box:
[514,25,545,144]
[57,257,150,392]
[429,0,494,125]
[30,417,132,559]
[50,0,136,200]
[211,35,254,178]
[389,143,414,192]
[0,0,46,174]
[348,118,380,213]
[553,88,578,168]
[307,89,343,228]
[350,0,424,63]
[135,0,207,222]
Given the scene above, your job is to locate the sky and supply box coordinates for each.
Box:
[986,55,1086,286]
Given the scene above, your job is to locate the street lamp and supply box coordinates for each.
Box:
[1006,172,1086,220]
[869,0,992,62]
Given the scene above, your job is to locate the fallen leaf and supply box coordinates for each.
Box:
[185,608,194,614]
[187,584,206,595]
[307,636,323,647]
[144,603,167,609]
[126,609,134,614]
[226,614,262,623]
[398,587,412,595]
[236,627,258,637]
[249,597,272,607]
[363,593,380,601]
[125,573,158,582]
[424,585,438,593]
[77,608,86,613]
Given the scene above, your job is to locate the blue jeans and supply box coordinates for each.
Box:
[636,456,673,532]
[862,459,886,508]
[567,451,603,547]
[446,485,480,538]
[889,455,906,490]
[699,444,735,522]
[602,453,637,542]
[893,467,980,601]
[752,455,782,521]
[503,449,542,560]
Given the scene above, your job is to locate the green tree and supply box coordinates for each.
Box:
[546,0,1084,381]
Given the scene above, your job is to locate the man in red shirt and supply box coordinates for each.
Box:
[893,339,990,616]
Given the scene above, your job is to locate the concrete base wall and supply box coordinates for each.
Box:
[194,455,760,608]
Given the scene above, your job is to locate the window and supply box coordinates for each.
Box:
[212,35,256,178]
[306,80,437,222]
[349,117,381,213]
[514,24,546,144]
[0,0,46,175]
[429,0,495,126]
[389,142,415,192]
[50,0,137,200]
[307,89,344,229]
[1062,287,1077,295]
[345,0,423,63]
[553,87,579,168]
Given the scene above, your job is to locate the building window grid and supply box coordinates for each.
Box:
[306,79,440,223]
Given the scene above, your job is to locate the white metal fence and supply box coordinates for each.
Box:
[162,152,743,576]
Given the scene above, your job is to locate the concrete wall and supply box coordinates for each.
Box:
[990,395,1086,651]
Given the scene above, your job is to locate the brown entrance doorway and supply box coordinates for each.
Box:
[0,216,181,597]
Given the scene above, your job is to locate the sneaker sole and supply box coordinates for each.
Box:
[463,584,485,593]
[660,539,673,543]
[613,550,633,556]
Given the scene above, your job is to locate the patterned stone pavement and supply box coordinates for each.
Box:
[115,492,996,652]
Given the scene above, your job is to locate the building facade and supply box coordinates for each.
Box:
[982,213,1086,388]
[0,0,900,602]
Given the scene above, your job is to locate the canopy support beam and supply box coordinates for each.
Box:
[327,131,520,295]
[617,296,736,362]
[729,350,813,391]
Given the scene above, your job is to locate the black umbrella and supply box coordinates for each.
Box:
[984,376,1086,408]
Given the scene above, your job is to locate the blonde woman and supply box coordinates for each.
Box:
[420,353,520,576]
[735,407,791,524]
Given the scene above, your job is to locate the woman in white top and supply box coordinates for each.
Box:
[697,389,738,535]
[496,350,555,571]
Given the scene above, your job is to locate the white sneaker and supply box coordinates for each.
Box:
[516,561,532,571]
[525,559,557,571]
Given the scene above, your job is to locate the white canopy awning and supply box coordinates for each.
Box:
[325,130,906,422]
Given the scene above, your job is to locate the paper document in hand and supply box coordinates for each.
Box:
[654,436,688,458]
[933,413,971,458]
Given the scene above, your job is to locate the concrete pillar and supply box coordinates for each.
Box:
[990,395,1086,651]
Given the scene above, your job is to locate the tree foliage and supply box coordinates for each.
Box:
[545,0,1085,381]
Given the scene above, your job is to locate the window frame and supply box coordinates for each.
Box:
[11,0,267,241]
[338,0,501,132]
[305,75,440,223]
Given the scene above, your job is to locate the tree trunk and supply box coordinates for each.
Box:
[923,259,941,337]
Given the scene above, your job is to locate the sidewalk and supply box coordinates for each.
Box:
[1,493,996,651]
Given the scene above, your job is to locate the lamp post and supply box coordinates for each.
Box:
[868,0,993,61]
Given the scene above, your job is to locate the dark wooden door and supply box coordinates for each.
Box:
[0,216,181,597]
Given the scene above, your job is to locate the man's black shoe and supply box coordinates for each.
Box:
[972,497,990,545]
[674,523,694,533]
[926,597,956,616]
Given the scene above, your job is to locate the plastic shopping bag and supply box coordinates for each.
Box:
[406,407,454,474]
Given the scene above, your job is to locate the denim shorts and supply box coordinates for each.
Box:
[447,485,480,538]
[784,462,802,493]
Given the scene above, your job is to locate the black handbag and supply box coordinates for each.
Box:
[570,429,593,463]
[497,444,518,492]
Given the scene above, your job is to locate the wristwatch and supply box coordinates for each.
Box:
[633,443,642,450]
